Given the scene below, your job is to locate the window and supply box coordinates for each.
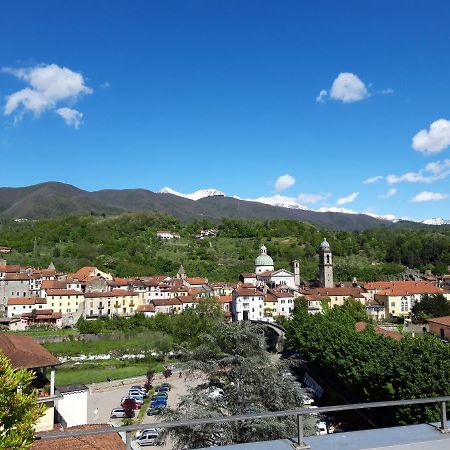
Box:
[391,302,395,307]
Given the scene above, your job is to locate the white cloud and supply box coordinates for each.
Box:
[379,88,394,95]
[316,89,327,103]
[56,107,83,129]
[387,159,450,184]
[100,81,111,88]
[379,188,397,199]
[336,192,359,205]
[297,193,330,204]
[412,119,450,154]
[364,175,383,184]
[410,191,449,202]
[2,64,92,126]
[330,72,368,103]
[274,174,295,192]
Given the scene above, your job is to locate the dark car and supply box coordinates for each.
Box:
[146,407,163,416]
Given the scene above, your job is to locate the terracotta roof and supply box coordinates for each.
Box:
[375,282,444,296]
[0,264,21,273]
[0,334,60,369]
[303,294,329,301]
[42,280,70,290]
[234,286,263,297]
[137,304,156,313]
[46,289,84,296]
[184,277,208,285]
[268,289,294,299]
[427,316,450,327]
[364,280,438,291]
[4,273,32,281]
[355,322,403,341]
[218,295,232,303]
[177,295,199,304]
[33,424,125,449]
[7,297,47,306]
[258,271,274,276]
[240,273,256,278]
[22,310,62,320]
[302,287,366,298]
[152,298,183,307]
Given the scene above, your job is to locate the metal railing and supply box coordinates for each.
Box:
[35,396,450,450]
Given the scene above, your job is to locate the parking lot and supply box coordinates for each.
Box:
[87,373,202,448]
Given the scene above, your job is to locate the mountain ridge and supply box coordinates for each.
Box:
[0,181,446,231]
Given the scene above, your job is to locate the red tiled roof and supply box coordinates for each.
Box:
[355,322,403,341]
[0,333,60,369]
[32,424,125,449]
[218,295,232,303]
[42,280,68,290]
[4,273,31,281]
[7,297,47,306]
[240,273,256,278]
[234,286,263,296]
[46,289,84,296]
[185,277,208,285]
[85,289,138,298]
[427,316,450,327]
[0,264,21,273]
[152,298,183,307]
[375,282,443,296]
[302,287,366,298]
[177,295,199,304]
[137,304,156,313]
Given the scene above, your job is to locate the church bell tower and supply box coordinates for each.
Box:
[319,238,333,288]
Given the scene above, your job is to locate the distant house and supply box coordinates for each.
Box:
[9,309,63,331]
[137,303,156,317]
[428,316,450,341]
[0,333,61,432]
[7,296,48,318]
[0,246,12,254]
[69,266,113,282]
[355,322,403,341]
[156,230,180,240]
[232,285,264,321]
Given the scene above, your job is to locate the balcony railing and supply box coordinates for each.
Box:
[35,396,450,450]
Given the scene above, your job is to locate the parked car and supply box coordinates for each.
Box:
[160,382,171,390]
[150,399,167,408]
[157,386,170,393]
[136,428,158,439]
[121,397,142,409]
[129,393,145,403]
[135,429,160,446]
[110,407,135,419]
[146,407,164,416]
[130,385,147,396]
[152,392,168,400]
[316,421,327,435]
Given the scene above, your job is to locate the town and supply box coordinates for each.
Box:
[2,237,449,330]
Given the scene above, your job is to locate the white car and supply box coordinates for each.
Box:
[135,429,159,446]
[136,428,158,439]
[316,421,327,435]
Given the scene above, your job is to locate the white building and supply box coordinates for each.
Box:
[232,285,264,321]
[55,384,89,428]
[7,296,47,318]
[254,245,274,274]
[156,230,181,240]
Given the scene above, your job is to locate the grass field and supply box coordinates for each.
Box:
[55,358,163,385]
[43,331,172,356]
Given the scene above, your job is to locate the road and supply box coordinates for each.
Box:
[88,372,203,449]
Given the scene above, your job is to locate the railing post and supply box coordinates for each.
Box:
[296,414,310,449]
[126,430,132,449]
[440,401,449,433]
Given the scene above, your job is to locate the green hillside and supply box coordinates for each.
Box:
[0,212,449,282]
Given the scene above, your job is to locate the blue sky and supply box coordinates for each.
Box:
[1,0,450,220]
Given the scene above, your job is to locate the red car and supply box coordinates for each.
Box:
[121,397,142,410]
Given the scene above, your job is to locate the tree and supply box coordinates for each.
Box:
[412,294,450,322]
[161,323,316,449]
[0,354,44,449]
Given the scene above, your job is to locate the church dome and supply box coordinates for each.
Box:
[320,238,331,250]
[255,245,274,267]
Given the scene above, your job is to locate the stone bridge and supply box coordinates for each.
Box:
[251,320,286,352]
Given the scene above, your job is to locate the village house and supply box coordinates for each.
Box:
[300,287,367,308]
[232,285,264,321]
[152,297,183,314]
[9,309,63,331]
[137,303,156,317]
[7,296,48,318]
[428,316,450,341]
[0,334,61,432]
[370,281,450,318]
[156,230,180,240]
[43,289,85,326]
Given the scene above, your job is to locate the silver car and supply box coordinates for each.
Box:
[135,429,159,446]
[110,407,134,419]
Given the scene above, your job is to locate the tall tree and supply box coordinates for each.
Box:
[412,294,450,322]
[161,323,316,449]
[0,354,44,449]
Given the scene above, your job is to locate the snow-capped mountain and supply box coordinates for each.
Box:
[246,195,309,210]
[421,218,450,226]
[159,187,225,201]
[159,187,448,225]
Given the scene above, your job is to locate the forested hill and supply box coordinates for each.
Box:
[0,181,406,231]
[0,213,449,282]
